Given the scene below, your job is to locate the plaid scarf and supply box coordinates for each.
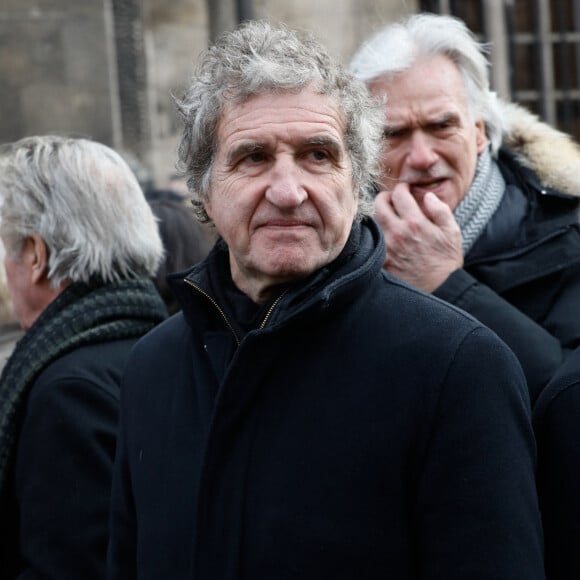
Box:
[0,277,167,496]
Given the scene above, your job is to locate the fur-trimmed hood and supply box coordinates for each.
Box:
[500,100,580,198]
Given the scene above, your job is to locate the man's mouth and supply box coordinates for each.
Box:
[260,219,310,228]
[408,179,446,195]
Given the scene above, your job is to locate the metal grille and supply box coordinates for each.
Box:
[420,0,580,142]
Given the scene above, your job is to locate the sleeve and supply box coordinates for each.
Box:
[534,362,580,580]
[434,268,563,403]
[415,326,545,580]
[14,377,118,580]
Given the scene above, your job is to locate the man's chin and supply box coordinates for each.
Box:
[264,260,318,280]
[258,250,330,281]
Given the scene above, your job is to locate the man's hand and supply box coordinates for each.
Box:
[374,183,464,293]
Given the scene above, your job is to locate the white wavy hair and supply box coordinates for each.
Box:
[0,135,163,287]
[350,13,506,155]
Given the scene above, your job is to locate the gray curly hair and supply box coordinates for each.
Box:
[176,19,384,224]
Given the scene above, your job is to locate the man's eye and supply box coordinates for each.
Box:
[432,119,460,133]
[247,152,266,163]
[384,129,405,139]
[308,149,329,161]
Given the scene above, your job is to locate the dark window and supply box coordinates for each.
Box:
[419,0,580,143]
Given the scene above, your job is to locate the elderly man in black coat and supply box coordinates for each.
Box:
[107,20,545,580]
[0,136,167,579]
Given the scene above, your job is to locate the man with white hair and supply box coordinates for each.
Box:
[0,136,167,579]
[350,13,580,402]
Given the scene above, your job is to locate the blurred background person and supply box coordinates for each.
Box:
[145,187,214,314]
[0,135,167,579]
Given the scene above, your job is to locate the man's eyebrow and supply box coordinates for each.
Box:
[302,136,344,155]
[430,111,461,126]
[383,123,405,135]
[226,141,266,165]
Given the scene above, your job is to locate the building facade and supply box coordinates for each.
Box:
[1,0,579,186]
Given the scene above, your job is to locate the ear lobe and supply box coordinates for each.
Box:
[28,233,49,285]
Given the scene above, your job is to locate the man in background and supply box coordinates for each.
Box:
[0,135,167,579]
[350,13,580,401]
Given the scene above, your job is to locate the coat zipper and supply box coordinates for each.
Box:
[184,279,241,346]
[184,279,289,341]
[259,288,289,329]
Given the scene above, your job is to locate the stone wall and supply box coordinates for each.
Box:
[0,0,418,185]
[143,0,419,184]
[0,0,122,147]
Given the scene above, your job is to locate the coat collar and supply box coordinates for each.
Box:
[169,218,386,332]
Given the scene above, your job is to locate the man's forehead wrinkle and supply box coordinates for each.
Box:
[386,104,461,129]
[223,96,341,117]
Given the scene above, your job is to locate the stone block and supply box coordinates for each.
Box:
[0,0,120,146]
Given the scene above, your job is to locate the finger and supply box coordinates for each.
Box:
[374,190,399,229]
[422,191,456,229]
[390,183,425,221]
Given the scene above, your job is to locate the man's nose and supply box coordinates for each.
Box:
[265,158,308,208]
[406,131,438,169]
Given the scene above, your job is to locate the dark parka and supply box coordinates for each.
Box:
[430,103,580,580]
[107,219,544,580]
[434,103,580,403]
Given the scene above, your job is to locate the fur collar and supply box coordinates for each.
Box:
[500,100,580,197]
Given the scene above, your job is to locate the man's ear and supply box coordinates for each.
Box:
[475,118,488,154]
[28,233,49,285]
[204,197,213,221]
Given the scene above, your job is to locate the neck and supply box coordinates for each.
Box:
[21,279,71,331]
[231,271,291,305]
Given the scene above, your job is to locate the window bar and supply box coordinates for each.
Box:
[537,0,556,124]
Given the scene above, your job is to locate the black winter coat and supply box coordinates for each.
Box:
[534,345,580,580]
[1,339,136,579]
[435,148,580,402]
[107,219,545,580]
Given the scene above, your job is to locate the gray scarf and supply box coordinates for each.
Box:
[454,147,505,255]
